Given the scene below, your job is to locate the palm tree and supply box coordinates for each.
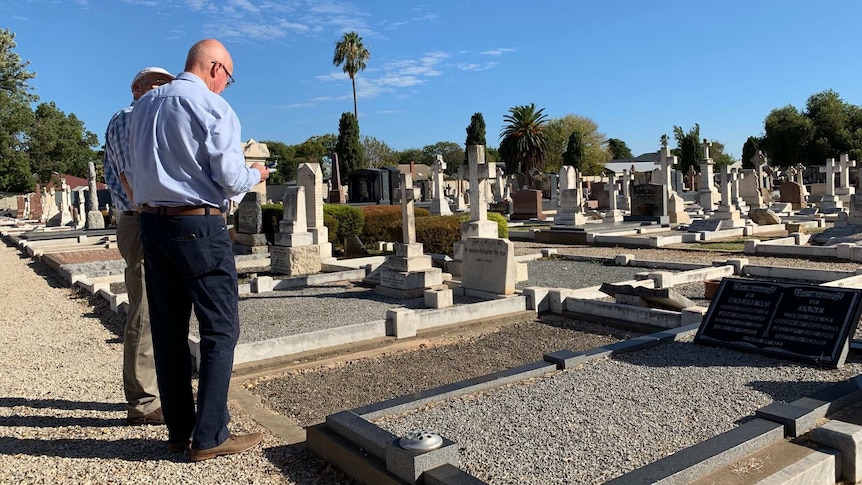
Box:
[499,103,549,174]
[332,31,370,119]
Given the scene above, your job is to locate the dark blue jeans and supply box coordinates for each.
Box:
[139,212,238,450]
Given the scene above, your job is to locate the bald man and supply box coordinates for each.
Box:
[128,39,268,462]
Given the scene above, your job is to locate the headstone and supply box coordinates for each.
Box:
[271,186,320,276]
[686,219,723,233]
[817,157,842,209]
[430,155,452,216]
[511,189,545,220]
[241,139,269,200]
[328,153,346,203]
[835,153,856,196]
[626,183,668,223]
[695,279,862,367]
[747,208,781,225]
[233,192,268,254]
[298,162,333,260]
[710,165,742,225]
[739,168,764,209]
[619,169,632,211]
[461,238,516,296]
[698,139,720,210]
[603,173,623,222]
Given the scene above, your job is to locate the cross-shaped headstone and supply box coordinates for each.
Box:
[400,172,416,244]
[431,155,446,200]
[838,153,856,189]
[719,165,733,206]
[467,145,494,222]
[823,157,837,196]
[658,144,677,187]
[605,173,619,211]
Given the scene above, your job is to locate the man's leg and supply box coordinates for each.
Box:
[116,212,161,422]
[139,213,196,446]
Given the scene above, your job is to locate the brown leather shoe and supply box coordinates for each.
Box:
[189,433,263,462]
[126,407,165,426]
[168,439,191,454]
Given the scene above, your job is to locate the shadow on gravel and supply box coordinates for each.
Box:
[0,397,123,412]
[0,437,187,462]
[76,289,126,340]
[26,257,67,289]
[745,379,852,404]
[0,414,125,428]
[263,443,354,485]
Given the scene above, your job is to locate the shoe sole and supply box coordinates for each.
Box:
[189,435,263,462]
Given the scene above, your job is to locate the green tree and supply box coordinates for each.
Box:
[465,112,486,146]
[395,148,423,165]
[562,132,585,171]
[543,114,609,175]
[332,31,370,119]
[0,28,37,193]
[708,140,735,168]
[741,136,762,169]
[334,111,365,182]
[606,138,633,159]
[762,106,812,166]
[362,135,398,168]
[421,141,465,175]
[499,103,548,174]
[672,123,703,174]
[261,140,296,183]
[28,102,99,183]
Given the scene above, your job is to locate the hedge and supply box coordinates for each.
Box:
[360,205,431,245]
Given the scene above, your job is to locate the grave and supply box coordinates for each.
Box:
[695,279,862,367]
[625,183,669,224]
[233,192,268,254]
[328,152,346,204]
[698,140,720,211]
[779,180,807,210]
[375,172,446,299]
[510,189,545,220]
[599,283,697,311]
[656,140,689,224]
[297,162,333,261]
[602,173,623,223]
[687,219,723,233]
[270,186,320,276]
[85,162,104,230]
[429,155,452,216]
[460,237,516,297]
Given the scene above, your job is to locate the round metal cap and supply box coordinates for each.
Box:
[399,430,443,451]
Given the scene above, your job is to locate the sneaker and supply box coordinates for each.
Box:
[126,407,165,426]
[189,433,263,462]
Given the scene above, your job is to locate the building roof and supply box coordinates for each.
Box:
[604,152,659,174]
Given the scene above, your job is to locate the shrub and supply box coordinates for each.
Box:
[361,205,431,245]
[324,212,338,245]
[415,215,462,256]
[323,204,365,243]
[261,203,284,243]
[454,212,508,239]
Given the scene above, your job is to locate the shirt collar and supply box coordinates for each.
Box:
[176,71,207,87]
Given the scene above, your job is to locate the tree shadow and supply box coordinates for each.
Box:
[262,442,355,485]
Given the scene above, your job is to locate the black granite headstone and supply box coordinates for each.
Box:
[695,279,862,367]
[687,219,723,233]
[236,192,263,234]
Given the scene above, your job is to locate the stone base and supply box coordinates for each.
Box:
[430,198,452,216]
[274,231,314,246]
[554,212,587,226]
[376,282,447,299]
[386,255,433,272]
[270,244,321,276]
[233,244,269,255]
[445,259,462,277]
[711,206,741,221]
[668,211,691,224]
[461,220,498,239]
[234,232,268,246]
[377,267,444,292]
[86,211,104,229]
[603,210,623,223]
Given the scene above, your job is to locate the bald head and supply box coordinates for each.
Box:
[185,39,234,94]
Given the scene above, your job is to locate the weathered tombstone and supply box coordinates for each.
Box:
[817,157,842,209]
[30,190,43,223]
[711,164,742,226]
[686,219,723,233]
[619,169,632,211]
[603,173,623,222]
[328,153,346,204]
[656,141,688,223]
[599,283,696,311]
[233,192,269,254]
[430,155,452,216]
[241,139,269,200]
[739,168,765,209]
[454,176,467,211]
[84,161,105,229]
[461,237,516,296]
[835,153,856,196]
[695,279,862,368]
[375,172,445,298]
[271,186,320,276]
[748,207,781,225]
[779,181,807,210]
[511,189,545,220]
[298,162,333,260]
[698,139,720,210]
[15,195,25,219]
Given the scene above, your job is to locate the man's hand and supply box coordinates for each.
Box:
[251,162,270,182]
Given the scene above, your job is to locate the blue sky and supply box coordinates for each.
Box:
[5,0,862,160]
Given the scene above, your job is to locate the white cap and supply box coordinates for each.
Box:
[131,67,175,86]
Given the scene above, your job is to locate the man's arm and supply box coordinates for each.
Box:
[118,172,137,212]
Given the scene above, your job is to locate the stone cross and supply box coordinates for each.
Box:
[838,153,856,190]
[620,169,632,210]
[719,165,733,206]
[467,145,494,222]
[795,163,806,185]
[699,139,715,190]
[430,155,452,215]
[494,167,504,202]
[400,172,416,244]
[605,173,619,211]
[752,150,768,190]
[658,143,676,188]
[824,157,837,196]
[730,167,743,206]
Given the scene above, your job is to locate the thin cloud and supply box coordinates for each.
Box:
[377,110,401,115]
[455,62,499,72]
[481,48,516,56]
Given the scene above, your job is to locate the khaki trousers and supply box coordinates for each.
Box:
[116,211,161,417]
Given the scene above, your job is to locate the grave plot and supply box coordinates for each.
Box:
[370,339,862,484]
[247,314,640,428]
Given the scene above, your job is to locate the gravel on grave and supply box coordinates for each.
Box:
[248,315,640,428]
[374,339,862,485]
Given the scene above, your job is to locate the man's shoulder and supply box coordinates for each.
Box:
[107,106,133,126]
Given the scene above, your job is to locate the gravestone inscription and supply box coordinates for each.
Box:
[686,219,723,233]
[695,279,862,367]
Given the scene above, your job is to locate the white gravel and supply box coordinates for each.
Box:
[0,242,347,484]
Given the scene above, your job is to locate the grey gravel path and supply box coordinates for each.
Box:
[374,339,862,485]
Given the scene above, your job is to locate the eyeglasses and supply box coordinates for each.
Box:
[212,61,235,88]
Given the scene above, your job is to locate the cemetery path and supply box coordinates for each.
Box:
[0,243,349,484]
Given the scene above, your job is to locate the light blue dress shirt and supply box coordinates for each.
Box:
[102,104,135,212]
[127,72,260,211]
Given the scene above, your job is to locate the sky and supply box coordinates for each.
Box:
[5,0,862,160]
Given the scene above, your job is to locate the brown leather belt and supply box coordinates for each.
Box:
[122,211,138,216]
[140,205,222,216]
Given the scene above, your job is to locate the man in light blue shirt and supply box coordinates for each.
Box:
[128,38,268,462]
[103,66,175,427]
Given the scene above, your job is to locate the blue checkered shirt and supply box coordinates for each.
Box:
[103,103,135,212]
